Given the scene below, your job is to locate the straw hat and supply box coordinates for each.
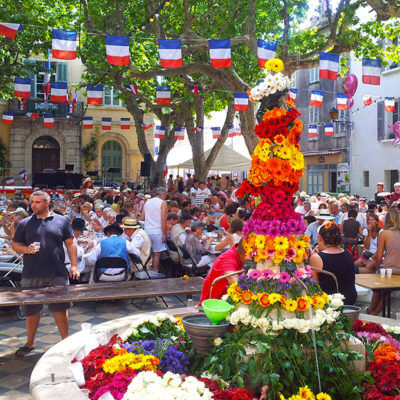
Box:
[120,217,141,229]
[316,209,334,220]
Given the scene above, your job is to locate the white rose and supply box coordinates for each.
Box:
[241,315,251,325]
[213,337,223,346]
[272,320,284,331]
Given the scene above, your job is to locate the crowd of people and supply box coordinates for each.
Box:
[3,174,400,355]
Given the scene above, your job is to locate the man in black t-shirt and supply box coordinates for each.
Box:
[12,191,78,357]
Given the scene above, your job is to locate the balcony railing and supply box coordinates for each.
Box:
[9,99,85,118]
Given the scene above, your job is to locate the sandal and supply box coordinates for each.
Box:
[15,346,35,357]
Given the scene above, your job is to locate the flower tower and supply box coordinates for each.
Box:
[237,59,309,273]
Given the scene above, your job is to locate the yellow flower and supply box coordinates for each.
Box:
[265,58,284,72]
[316,393,331,400]
[274,236,289,251]
[314,295,326,309]
[298,385,315,400]
[255,235,267,249]
[285,299,298,312]
[269,293,281,304]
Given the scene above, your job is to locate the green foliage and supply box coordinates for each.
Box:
[82,130,99,169]
[0,138,11,171]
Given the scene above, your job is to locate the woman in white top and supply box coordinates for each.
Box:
[354,213,381,273]
[215,218,244,252]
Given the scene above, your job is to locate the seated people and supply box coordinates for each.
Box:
[120,217,151,264]
[199,239,247,304]
[185,221,213,268]
[342,208,362,242]
[170,211,191,262]
[309,222,357,305]
[214,217,244,252]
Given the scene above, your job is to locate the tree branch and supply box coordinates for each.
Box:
[79,0,102,34]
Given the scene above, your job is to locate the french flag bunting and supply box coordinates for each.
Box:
[43,114,54,127]
[52,29,77,60]
[174,127,185,140]
[235,123,242,136]
[209,39,232,68]
[155,126,166,139]
[385,97,395,112]
[234,92,249,111]
[0,23,22,39]
[14,78,31,98]
[43,50,51,101]
[362,58,381,85]
[19,170,28,184]
[308,125,318,137]
[2,112,13,125]
[26,112,39,120]
[228,124,235,138]
[156,86,171,104]
[87,84,103,105]
[287,89,297,103]
[319,52,339,80]
[82,116,93,129]
[257,39,277,68]
[158,39,183,68]
[193,126,203,133]
[120,118,131,129]
[124,84,138,94]
[212,127,222,139]
[71,89,77,112]
[189,85,202,94]
[363,95,373,106]
[336,93,348,110]
[51,82,68,103]
[102,117,112,130]
[325,124,334,136]
[310,90,323,107]
[141,122,153,130]
[105,35,130,65]
[5,177,14,186]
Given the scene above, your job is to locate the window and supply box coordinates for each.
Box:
[363,171,370,187]
[104,86,125,106]
[307,170,324,194]
[337,110,350,135]
[309,67,319,84]
[308,107,319,124]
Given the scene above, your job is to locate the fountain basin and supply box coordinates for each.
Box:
[342,305,361,325]
[181,313,231,354]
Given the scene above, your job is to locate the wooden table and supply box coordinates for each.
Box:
[355,274,400,317]
[0,277,204,307]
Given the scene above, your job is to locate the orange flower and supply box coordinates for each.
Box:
[241,290,254,304]
[274,134,285,145]
[258,293,270,307]
[297,297,309,311]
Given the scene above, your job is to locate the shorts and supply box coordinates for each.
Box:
[147,233,167,253]
[20,276,72,316]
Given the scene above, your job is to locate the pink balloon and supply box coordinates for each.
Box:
[347,97,354,109]
[389,121,400,137]
[342,74,358,98]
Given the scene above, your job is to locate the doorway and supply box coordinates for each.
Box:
[32,136,60,175]
[101,140,122,182]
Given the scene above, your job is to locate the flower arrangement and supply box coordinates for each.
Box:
[280,386,332,400]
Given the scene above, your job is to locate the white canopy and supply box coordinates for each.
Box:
[167,144,251,171]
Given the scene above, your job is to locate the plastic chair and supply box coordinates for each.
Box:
[94,257,129,282]
[178,245,210,277]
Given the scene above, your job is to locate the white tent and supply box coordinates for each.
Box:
[167,144,251,171]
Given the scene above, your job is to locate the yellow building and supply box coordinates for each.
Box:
[3,56,154,186]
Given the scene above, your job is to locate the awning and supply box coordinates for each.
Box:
[303,151,341,157]
[167,144,251,171]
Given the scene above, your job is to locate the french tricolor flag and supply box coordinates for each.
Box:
[43,114,54,127]
[102,117,112,130]
[120,118,131,129]
[363,95,372,106]
[287,89,297,103]
[5,177,15,186]
[142,122,153,130]
[257,39,277,68]
[362,58,381,85]
[2,112,13,125]
[310,90,323,108]
[105,35,130,65]
[212,127,222,139]
[158,39,183,68]
[19,170,28,184]
[14,78,31,98]
[124,84,138,94]
[234,123,241,136]
[82,116,93,129]
[51,82,68,103]
[325,124,334,136]
[87,85,103,105]
[156,86,171,104]
[26,112,39,120]
[234,92,249,111]
[193,126,203,133]
[228,124,235,138]
[52,29,77,60]
[174,127,185,140]
[308,125,318,137]
[155,126,166,139]
[209,40,232,68]
[189,85,202,94]
[0,23,22,39]
[319,52,339,81]
[336,93,348,110]
[385,97,395,112]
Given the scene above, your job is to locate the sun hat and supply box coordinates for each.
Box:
[10,207,29,218]
[120,217,141,229]
[316,209,334,220]
[145,194,151,199]
[137,193,145,199]
[84,177,93,184]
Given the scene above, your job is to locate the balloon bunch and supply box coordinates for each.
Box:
[388,122,400,149]
[342,74,358,109]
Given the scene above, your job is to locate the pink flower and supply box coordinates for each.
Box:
[279,272,291,283]
[248,270,262,280]
[261,269,274,279]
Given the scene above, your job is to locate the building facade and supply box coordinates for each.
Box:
[0,56,154,185]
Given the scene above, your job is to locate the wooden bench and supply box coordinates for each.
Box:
[0,277,204,307]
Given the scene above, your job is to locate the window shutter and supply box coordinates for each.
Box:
[56,62,68,82]
[377,101,385,140]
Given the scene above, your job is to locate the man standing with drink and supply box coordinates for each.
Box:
[12,191,78,356]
